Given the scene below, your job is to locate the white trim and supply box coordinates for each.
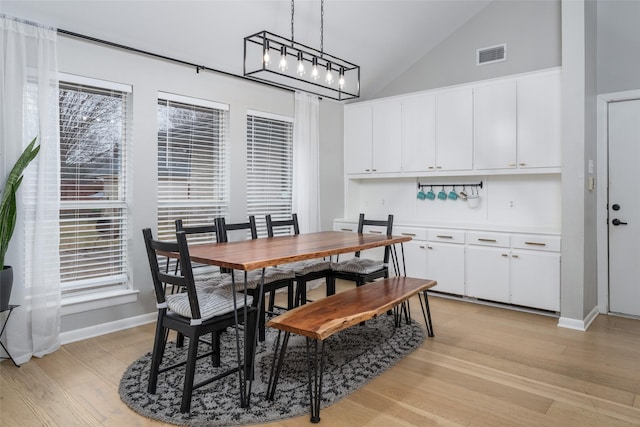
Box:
[596,89,640,315]
[158,91,229,111]
[247,109,293,123]
[60,312,156,345]
[61,289,139,316]
[557,306,599,331]
[58,72,132,93]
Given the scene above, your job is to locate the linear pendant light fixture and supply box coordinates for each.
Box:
[243,0,360,101]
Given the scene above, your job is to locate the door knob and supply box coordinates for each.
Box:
[612,218,628,226]
[612,204,621,211]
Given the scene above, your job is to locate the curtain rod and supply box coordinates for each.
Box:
[57,28,294,94]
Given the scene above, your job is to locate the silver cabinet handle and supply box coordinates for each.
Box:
[512,254,519,258]
[369,230,382,234]
[478,238,497,243]
[524,241,546,246]
[341,228,353,232]
[436,235,453,239]
[401,233,416,236]
[501,253,509,257]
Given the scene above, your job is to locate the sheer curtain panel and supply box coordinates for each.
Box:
[0,15,61,363]
[292,92,321,233]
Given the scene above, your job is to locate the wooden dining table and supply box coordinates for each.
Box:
[184,230,412,406]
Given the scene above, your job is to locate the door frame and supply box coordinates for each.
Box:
[596,89,640,314]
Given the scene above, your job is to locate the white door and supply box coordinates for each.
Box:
[608,99,640,317]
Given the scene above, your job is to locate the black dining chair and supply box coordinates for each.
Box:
[216,216,296,341]
[327,213,394,295]
[142,228,257,414]
[174,219,229,287]
[265,213,333,306]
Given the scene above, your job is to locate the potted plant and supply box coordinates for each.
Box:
[0,137,40,311]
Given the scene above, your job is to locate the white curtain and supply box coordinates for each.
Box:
[1,15,61,363]
[292,92,321,233]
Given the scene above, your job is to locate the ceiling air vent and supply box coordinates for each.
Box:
[477,44,506,65]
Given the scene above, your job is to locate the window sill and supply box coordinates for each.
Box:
[61,288,140,316]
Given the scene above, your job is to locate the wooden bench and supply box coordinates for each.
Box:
[266,276,437,423]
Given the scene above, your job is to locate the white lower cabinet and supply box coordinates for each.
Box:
[510,250,560,311]
[334,220,560,312]
[426,242,465,295]
[466,246,511,303]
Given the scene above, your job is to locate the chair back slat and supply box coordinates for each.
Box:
[142,228,202,320]
[265,213,299,237]
[355,214,394,261]
[216,216,258,273]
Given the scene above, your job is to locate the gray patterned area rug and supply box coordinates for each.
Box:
[119,316,425,426]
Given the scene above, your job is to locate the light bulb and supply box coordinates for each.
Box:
[278,46,288,71]
[263,40,271,66]
[296,52,305,76]
[311,57,319,80]
[339,68,345,88]
[325,63,333,84]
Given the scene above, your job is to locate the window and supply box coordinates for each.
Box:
[58,76,130,295]
[246,111,294,236]
[157,93,229,242]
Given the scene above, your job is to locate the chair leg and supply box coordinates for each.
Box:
[326,276,336,296]
[211,331,221,367]
[287,282,294,309]
[180,330,200,414]
[148,313,168,394]
[268,290,276,312]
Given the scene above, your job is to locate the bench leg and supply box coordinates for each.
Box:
[306,338,326,423]
[418,290,435,337]
[267,330,291,400]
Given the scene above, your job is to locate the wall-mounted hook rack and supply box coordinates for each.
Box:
[417,180,483,190]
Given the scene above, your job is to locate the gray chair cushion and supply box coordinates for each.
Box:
[286,259,332,275]
[219,267,295,291]
[331,258,386,275]
[193,272,230,287]
[166,285,253,321]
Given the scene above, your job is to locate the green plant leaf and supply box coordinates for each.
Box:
[0,136,40,270]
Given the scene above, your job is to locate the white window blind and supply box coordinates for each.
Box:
[157,95,229,242]
[246,113,293,237]
[58,81,130,294]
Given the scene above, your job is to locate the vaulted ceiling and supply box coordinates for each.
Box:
[3,0,491,99]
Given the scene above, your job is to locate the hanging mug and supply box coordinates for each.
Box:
[437,186,448,200]
[426,186,436,200]
[459,186,468,201]
[417,188,427,200]
[448,186,458,201]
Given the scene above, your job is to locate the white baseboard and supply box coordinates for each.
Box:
[60,312,156,345]
[557,305,599,331]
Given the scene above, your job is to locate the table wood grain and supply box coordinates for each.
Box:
[186,231,411,271]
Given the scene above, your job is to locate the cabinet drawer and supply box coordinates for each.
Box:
[334,222,357,232]
[394,226,428,241]
[428,229,465,244]
[467,231,510,247]
[511,234,561,252]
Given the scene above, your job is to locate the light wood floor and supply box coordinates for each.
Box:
[2,282,640,426]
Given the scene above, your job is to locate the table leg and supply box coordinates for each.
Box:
[418,290,435,337]
[266,330,290,400]
[306,338,326,423]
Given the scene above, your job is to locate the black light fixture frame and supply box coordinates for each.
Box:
[244,30,360,101]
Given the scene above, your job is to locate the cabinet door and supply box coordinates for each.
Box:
[466,246,510,303]
[344,104,372,174]
[426,242,465,295]
[403,240,428,279]
[436,87,473,170]
[510,250,560,311]
[474,80,517,170]
[372,99,402,173]
[517,71,562,168]
[401,94,436,172]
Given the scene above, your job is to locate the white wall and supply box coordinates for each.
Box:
[374,0,561,99]
[50,35,344,333]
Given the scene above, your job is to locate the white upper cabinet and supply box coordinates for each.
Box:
[435,87,474,171]
[401,93,436,172]
[344,100,401,174]
[344,103,372,174]
[372,99,402,173]
[517,71,562,168]
[474,80,517,169]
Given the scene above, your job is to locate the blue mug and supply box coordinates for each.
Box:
[417,189,426,200]
[437,187,447,200]
[426,187,436,200]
